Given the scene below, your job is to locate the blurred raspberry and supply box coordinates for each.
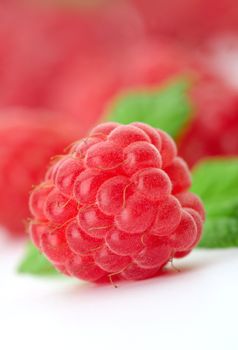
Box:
[0,0,143,109]
[130,0,238,45]
[179,80,238,166]
[0,108,80,235]
[29,122,205,283]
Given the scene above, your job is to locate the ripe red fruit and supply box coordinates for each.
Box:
[0,109,81,235]
[29,122,205,283]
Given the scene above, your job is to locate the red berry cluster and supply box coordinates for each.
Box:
[29,122,205,282]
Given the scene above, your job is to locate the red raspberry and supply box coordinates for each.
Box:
[0,108,81,235]
[29,122,205,283]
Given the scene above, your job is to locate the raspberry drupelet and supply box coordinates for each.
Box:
[29,122,205,282]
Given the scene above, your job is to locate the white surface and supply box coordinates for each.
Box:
[1,231,238,350]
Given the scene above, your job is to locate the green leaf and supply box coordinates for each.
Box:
[191,158,238,248]
[104,77,193,139]
[199,218,238,248]
[18,241,60,276]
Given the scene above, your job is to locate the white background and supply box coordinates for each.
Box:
[1,230,238,350]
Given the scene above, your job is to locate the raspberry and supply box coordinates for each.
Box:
[29,122,205,283]
[0,108,81,235]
